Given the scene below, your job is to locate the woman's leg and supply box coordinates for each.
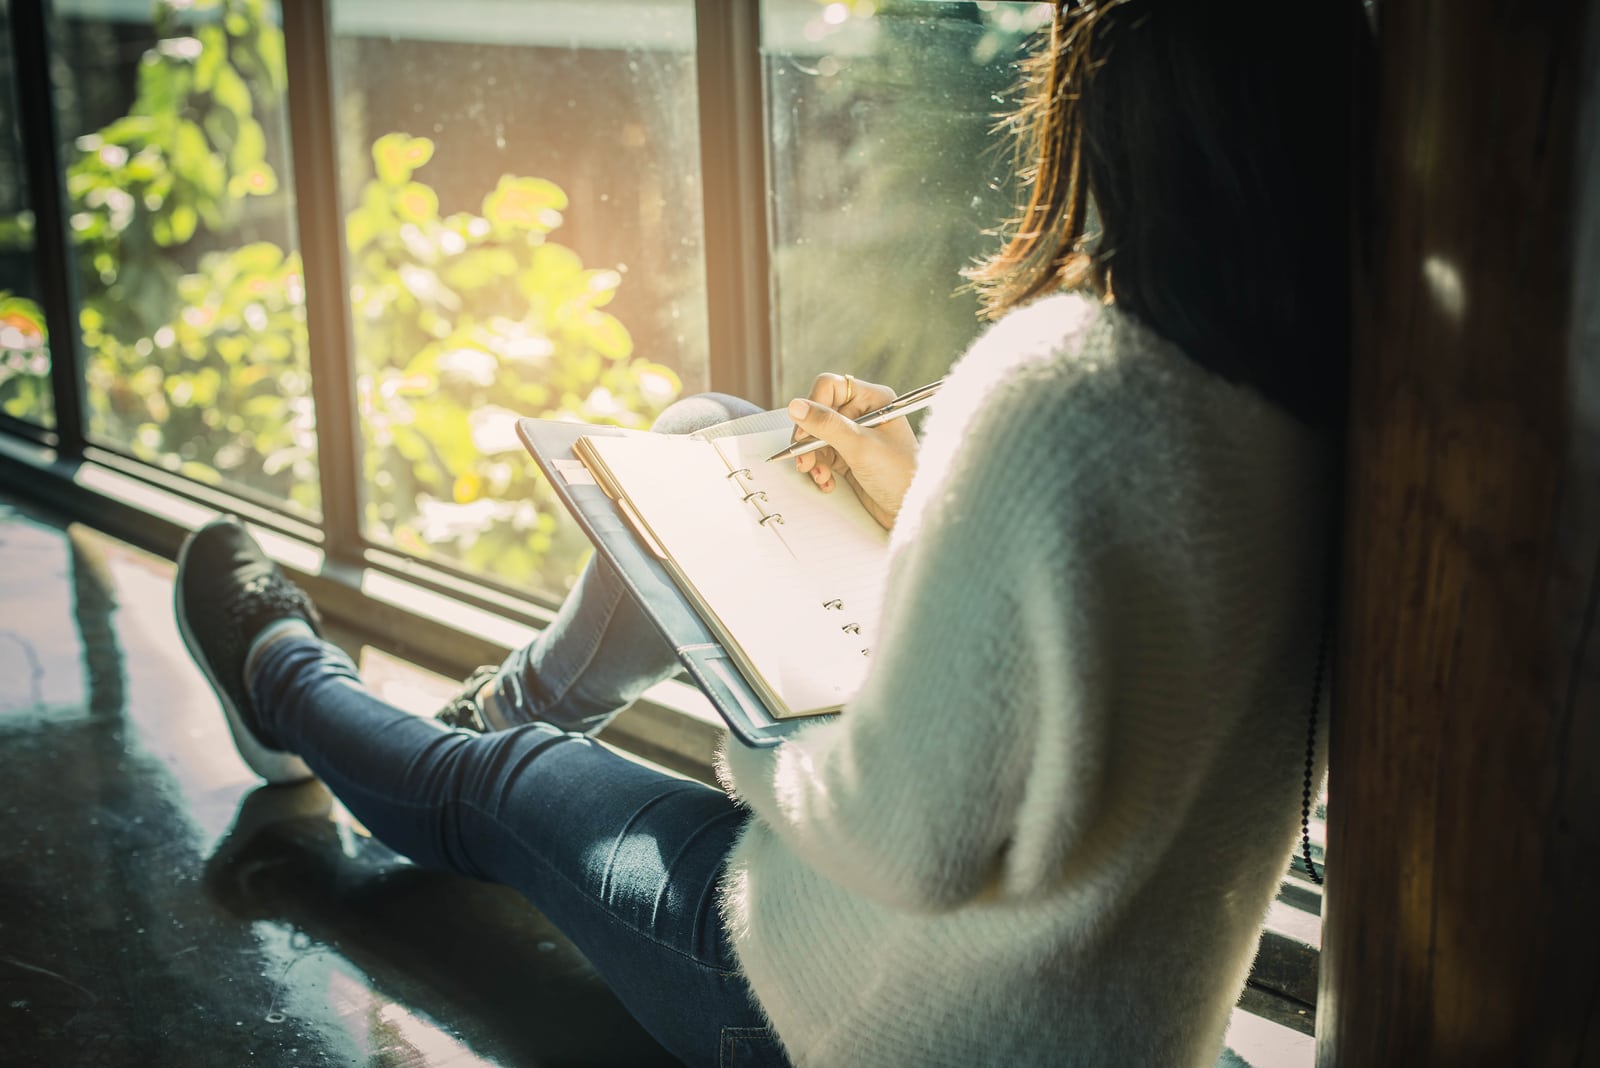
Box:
[178,392,785,1064]
[483,392,762,734]
[247,634,782,1066]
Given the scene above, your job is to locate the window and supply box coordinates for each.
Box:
[329,0,709,600]
[4,1,1048,604]
[762,0,1045,398]
[50,0,318,513]
[0,0,52,429]
[6,0,1052,614]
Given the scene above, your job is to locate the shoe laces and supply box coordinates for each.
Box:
[219,573,320,675]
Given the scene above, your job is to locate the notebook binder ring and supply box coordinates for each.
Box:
[724,464,784,529]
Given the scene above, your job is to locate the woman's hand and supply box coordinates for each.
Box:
[786,373,918,530]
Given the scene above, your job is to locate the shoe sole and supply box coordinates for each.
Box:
[175,521,315,786]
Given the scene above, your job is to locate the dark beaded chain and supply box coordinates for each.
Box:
[1300,600,1330,886]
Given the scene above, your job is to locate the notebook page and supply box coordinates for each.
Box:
[712,428,890,680]
[692,407,793,441]
[580,433,856,717]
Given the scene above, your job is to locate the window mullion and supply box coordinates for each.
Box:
[281,0,364,559]
[9,0,85,455]
[694,0,773,407]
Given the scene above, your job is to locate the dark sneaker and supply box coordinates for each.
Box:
[175,516,323,784]
[434,665,500,732]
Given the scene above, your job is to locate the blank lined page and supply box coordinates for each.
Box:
[581,432,871,716]
[712,429,891,657]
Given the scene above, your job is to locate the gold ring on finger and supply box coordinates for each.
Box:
[843,374,855,405]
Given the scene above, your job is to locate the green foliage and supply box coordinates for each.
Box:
[344,133,681,590]
[69,0,309,497]
[0,291,51,424]
[23,0,679,597]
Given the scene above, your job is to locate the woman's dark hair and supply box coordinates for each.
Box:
[969,0,1364,427]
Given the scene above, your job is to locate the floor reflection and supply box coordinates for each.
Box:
[0,497,677,1067]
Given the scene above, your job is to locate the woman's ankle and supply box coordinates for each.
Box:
[243,618,318,691]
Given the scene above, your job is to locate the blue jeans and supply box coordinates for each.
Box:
[249,395,790,1068]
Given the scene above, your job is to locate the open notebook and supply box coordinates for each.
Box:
[571,409,890,721]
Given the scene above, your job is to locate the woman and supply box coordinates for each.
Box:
[175,2,1359,1064]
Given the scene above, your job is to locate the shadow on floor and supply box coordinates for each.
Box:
[0,496,678,1067]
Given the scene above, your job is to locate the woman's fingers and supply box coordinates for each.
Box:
[791,373,897,449]
[808,372,881,420]
[791,372,896,460]
[785,373,912,519]
[795,442,834,477]
[802,456,834,489]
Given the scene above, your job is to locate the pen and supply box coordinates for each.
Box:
[764,378,945,463]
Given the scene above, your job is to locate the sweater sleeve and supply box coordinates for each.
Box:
[718,346,1124,913]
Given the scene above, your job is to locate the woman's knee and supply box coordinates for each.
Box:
[650,392,762,436]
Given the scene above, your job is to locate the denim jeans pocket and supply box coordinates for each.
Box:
[719,1024,790,1068]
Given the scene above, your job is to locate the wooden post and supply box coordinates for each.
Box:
[1318,1,1600,1064]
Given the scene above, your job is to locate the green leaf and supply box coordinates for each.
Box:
[203,106,241,156]
[197,147,228,199]
[580,312,632,359]
[393,182,439,225]
[346,209,377,252]
[443,248,518,291]
[212,64,253,119]
[259,25,288,94]
[169,203,197,244]
[194,26,225,91]
[483,175,568,230]
[98,115,157,148]
[230,118,266,171]
[373,134,434,186]
[172,119,211,176]
[519,243,583,299]
[228,165,278,198]
[579,268,622,308]
[229,241,284,277]
[134,53,183,117]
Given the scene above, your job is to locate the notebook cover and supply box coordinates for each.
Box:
[516,417,829,747]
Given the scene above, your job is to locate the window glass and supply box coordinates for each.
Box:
[52,0,318,513]
[0,0,54,428]
[762,0,1049,400]
[331,0,708,601]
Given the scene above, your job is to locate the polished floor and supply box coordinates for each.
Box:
[0,494,1313,1067]
[0,497,680,1067]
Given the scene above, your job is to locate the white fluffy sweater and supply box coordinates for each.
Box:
[717,294,1332,1067]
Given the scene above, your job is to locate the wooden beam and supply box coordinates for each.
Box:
[1318,1,1600,1064]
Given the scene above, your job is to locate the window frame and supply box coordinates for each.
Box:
[1,0,778,622]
